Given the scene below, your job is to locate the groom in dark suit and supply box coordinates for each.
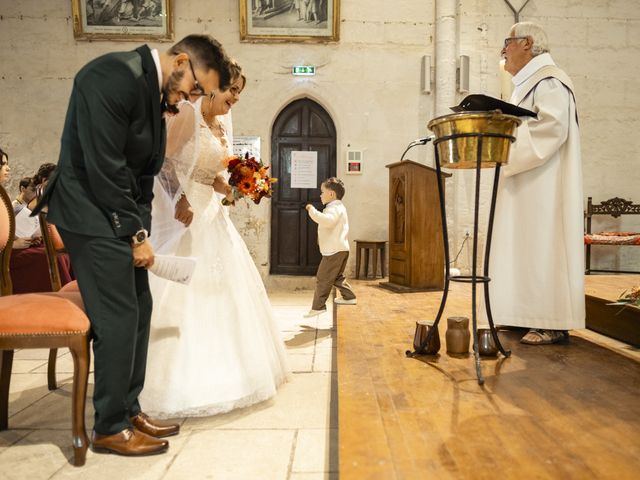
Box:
[34,35,231,456]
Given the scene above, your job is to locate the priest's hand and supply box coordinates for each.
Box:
[175,194,194,227]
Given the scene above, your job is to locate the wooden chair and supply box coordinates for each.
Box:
[0,185,90,466]
[354,240,387,279]
[584,197,640,274]
[38,210,80,390]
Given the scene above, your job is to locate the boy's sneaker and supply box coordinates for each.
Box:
[303,309,326,318]
[334,297,357,305]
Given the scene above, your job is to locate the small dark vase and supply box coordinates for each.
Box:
[446,316,470,354]
[413,320,441,355]
[478,328,498,357]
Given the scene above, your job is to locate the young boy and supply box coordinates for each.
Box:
[304,177,357,317]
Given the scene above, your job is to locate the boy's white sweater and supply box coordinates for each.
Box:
[308,200,350,256]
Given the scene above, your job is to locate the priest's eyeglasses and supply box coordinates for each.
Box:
[503,36,527,48]
[188,60,216,100]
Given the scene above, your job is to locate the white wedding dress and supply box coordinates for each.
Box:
[140,100,289,418]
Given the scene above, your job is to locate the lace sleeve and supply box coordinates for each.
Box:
[157,100,199,201]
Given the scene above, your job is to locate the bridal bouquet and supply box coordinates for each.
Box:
[221,152,277,206]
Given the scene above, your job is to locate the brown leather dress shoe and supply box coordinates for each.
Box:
[131,412,180,438]
[91,428,169,456]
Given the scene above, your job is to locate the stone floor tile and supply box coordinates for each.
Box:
[267,290,315,306]
[313,350,336,373]
[0,429,30,452]
[314,330,336,350]
[9,382,94,430]
[289,473,339,480]
[288,353,314,372]
[276,307,318,332]
[164,429,293,480]
[50,431,190,479]
[183,372,332,430]
[11,359,47,374]
[6,373,55,417]
[13,348,62,361]
[284,327,320,354]
[30,352,93,376]
[0,430,73,480]
[292,428,338,473]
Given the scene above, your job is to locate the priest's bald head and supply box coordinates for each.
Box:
[501,22,550,76]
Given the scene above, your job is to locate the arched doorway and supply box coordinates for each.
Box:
[270,98,337,275]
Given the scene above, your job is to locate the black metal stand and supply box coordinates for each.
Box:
[406,132,513,385]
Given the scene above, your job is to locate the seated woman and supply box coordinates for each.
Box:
[0,153,74,293]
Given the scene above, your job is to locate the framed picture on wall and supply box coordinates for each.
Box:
[71,0,173,41]
[240,0,340,43]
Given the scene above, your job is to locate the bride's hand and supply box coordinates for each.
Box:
[175,194,194,227]
[224,189,235,204]
[212,175,229,194]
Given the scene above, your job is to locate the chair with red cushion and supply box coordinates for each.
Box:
[38,210,80,390]
[0,185,90,466]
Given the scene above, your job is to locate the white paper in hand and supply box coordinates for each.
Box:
[149,255,197,285]
[15,208,40,238]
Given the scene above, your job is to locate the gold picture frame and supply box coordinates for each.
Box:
[240,0,340,43]
[71,0,173,42]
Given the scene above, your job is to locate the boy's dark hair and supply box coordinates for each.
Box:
[322,177,345,200]
[34,163,56,185]
[19,176,35,190]
[169,34,232,91]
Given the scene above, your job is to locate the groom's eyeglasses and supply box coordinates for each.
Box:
[188,60,216,101]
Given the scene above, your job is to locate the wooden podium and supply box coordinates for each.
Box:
[380,160,451,292]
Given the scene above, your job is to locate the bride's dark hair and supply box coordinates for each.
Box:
[169,34,233,91]
[227,60,247,93]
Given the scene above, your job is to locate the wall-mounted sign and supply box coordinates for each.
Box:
[291,151,318,188]
[292,66,316,76]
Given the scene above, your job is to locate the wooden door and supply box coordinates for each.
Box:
[270,99,336,275]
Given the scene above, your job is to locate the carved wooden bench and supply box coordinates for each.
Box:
[584,197,640,274]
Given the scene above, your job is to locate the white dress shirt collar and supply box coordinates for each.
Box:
[512,52,555,87]
[150,48,163,95]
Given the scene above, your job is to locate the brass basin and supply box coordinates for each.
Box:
[427,112,522,169]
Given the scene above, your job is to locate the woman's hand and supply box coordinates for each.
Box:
[29,235,43,247]
[174,194,194,227]
[212,174,230,194]
[13,237,32,249]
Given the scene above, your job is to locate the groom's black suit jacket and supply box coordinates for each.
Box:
[35,45,166,238]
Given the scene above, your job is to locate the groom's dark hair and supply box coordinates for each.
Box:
[322,177,345,200]
[169,34,232,91]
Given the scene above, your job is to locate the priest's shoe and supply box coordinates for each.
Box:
[131,412,180,438]
[91,428,169,456]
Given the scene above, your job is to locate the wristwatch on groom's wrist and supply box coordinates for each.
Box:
[131,229,148,248]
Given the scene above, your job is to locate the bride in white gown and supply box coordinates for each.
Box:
[140,65,289,418]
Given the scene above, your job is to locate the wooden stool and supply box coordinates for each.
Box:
[355,240,387,279]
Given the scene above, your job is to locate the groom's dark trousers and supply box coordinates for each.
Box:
[33,45,165,435]
[58,230,152,434]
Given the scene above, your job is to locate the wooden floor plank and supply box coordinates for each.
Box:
[337,279,640,480]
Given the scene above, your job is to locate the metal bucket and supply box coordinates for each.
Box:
[427,112,522,169]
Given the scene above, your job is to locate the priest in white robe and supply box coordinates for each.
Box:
[486,21,585,345]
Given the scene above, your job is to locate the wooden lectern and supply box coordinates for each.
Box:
[381,160,451,292]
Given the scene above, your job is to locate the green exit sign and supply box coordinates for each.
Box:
[292,66,315,76]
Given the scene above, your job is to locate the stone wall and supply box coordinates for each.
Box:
[0,0,638,279]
